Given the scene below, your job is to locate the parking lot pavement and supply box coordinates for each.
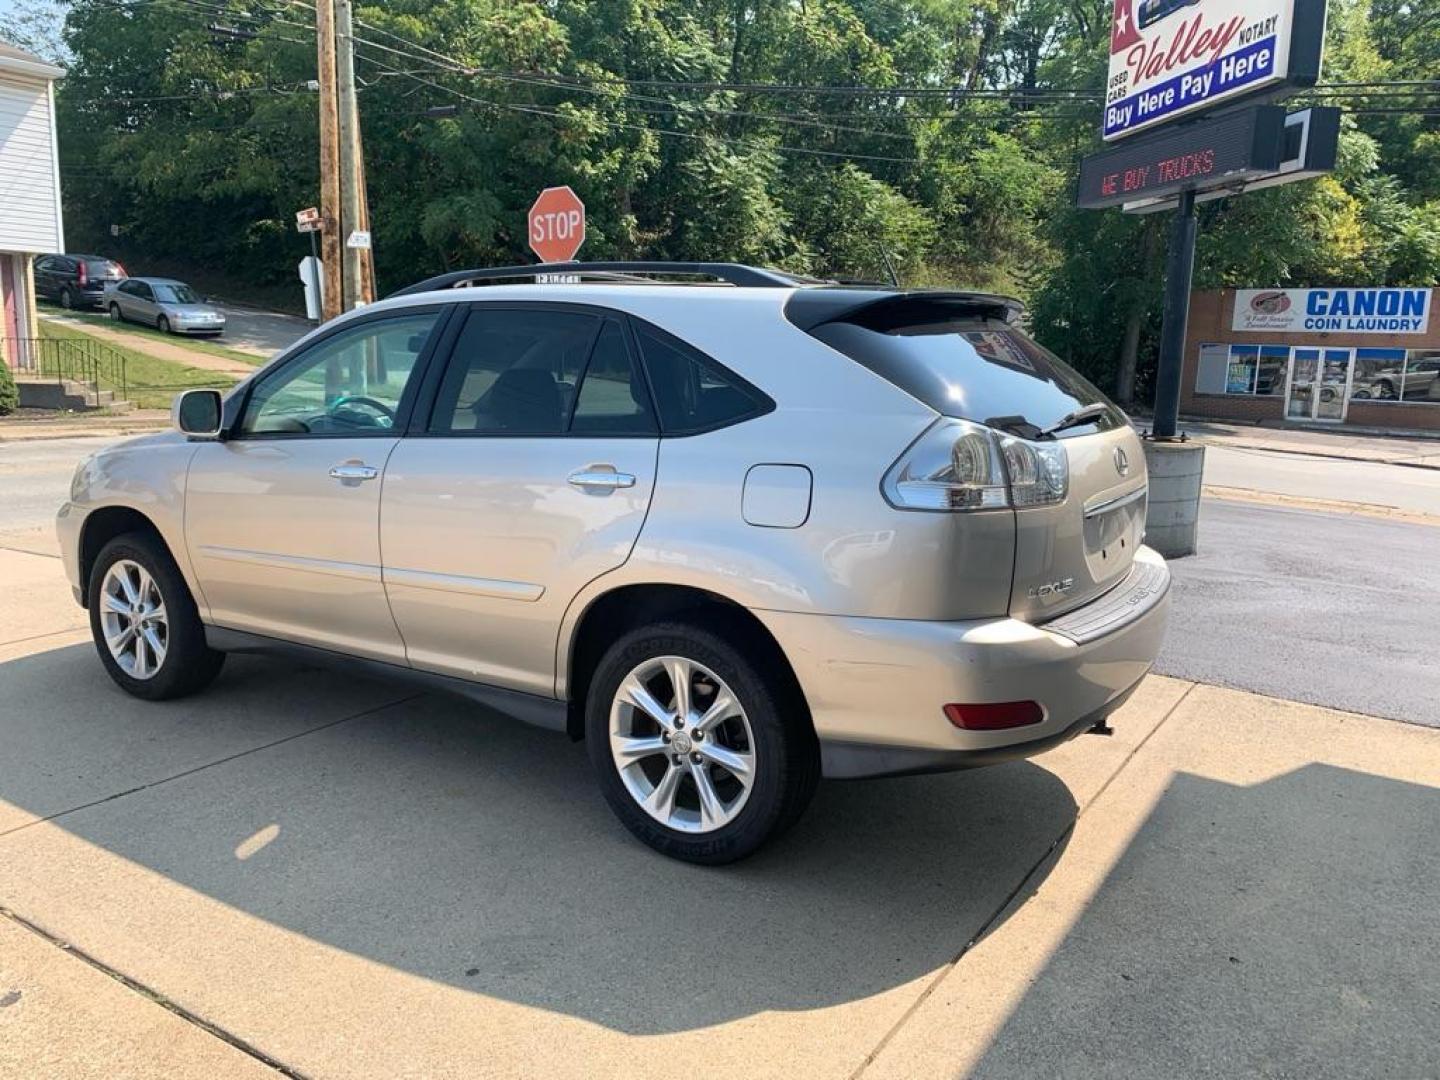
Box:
[861,685,1440,1080]
[1,547,1437,1077]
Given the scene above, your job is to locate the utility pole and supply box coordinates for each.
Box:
[314,0,342,323]
[335,0,366,311]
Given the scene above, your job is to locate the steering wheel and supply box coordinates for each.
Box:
[330,395,396,426]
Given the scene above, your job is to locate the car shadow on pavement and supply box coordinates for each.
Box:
[966,764,1440,1078]
[0,645,1076,1035]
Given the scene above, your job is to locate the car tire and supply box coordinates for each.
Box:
[88,532,225,701]
[109,303,123,323]
[157,315,171,334]
[585,620,819,864]
[60,287,74,310]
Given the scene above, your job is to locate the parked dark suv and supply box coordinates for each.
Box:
[34,254,128,310]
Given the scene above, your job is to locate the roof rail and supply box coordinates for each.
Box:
[389,261,808,298]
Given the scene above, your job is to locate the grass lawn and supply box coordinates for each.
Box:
[38,322,239,410]
[39,304,265,367]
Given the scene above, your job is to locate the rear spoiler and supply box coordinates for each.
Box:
[783,288,1024,331]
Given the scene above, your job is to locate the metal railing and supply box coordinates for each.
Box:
[2,336,129,408]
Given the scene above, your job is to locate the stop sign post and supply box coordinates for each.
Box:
[528,185,586,263]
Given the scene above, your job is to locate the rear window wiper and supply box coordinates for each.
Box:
[1039,402,1111,438]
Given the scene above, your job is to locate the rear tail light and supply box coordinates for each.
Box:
[944,701,1044,730]
[114,262,127,277]
[77,262,88,286]
[882,418,1069,512]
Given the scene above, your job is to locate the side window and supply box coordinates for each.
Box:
[428,308,598,435]
[570,320,657,435]
[135,282,153,301]
[239,311,439,436]
[634,324,769,434]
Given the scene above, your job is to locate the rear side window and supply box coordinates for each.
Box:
[570,321,657,435]
[804,303,1124,438]
[430,309,598,435]
[633,324,769,435]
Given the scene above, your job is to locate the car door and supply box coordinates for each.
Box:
[110,279,134,317]
[185,308,446,661]
[128,281,156,324]
[380,304,660,696]
[33,257,58,299]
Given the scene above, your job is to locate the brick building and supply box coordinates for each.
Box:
[1180,287,1439,432]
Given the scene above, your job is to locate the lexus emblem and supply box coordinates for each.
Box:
[1113,446,1130,477]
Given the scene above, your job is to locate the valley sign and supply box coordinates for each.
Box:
[1104,0,1326,140]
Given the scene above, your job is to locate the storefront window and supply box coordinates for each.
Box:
[1225,345,1257,393]
[1255,346,1288,396]
[1351,348,1440,404]
[1351,348,1406,402]
[1198,343,1290,396]
[1401,350,1440,403]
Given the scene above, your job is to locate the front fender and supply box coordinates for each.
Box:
[62,433,205,614]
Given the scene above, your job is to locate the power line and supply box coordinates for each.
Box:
[353,54,930,165]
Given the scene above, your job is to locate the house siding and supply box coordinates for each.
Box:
[0,71,63,253]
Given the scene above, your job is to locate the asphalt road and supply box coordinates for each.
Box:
[1156,497,1440,727]
[215,303,312,358]
[0,436,118,539]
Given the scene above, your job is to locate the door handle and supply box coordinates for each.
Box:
[568,467,636,491]
[329,463,379,482]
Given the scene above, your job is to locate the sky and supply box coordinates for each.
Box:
[0,0,68,61]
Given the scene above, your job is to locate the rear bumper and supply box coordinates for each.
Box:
[755,545,1170,779]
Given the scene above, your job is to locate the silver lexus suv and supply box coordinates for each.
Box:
[58,262,1170,863]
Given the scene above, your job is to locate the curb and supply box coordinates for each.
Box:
[1193,438,1440,471]
[1203,485,1440,526]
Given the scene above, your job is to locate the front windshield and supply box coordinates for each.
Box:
[155,284,201,304]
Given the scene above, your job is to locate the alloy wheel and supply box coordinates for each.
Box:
[608,655,756,833]
[99,559,168,679]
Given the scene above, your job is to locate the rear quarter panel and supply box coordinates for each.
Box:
[554,298,1018,698]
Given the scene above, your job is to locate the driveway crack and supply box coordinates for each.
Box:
[0,902,309,1078]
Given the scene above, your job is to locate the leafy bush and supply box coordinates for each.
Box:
[0,359,18,416]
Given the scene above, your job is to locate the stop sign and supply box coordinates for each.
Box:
[528,185,586,263]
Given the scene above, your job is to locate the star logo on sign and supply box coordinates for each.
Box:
[1109,0,1143,53]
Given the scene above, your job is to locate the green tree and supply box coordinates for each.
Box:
[0,358,19,416]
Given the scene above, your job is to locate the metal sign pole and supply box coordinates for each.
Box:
[1150,188,1197,440]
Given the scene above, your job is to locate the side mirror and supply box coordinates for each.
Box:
[173,388,223,438]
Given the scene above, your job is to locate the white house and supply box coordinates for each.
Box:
[0,39,64,372]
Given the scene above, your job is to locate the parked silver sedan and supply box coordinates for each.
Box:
[105,277,227,337]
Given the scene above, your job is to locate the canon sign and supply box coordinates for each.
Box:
[1103,0,1326,140]
[1232,288,1432,334]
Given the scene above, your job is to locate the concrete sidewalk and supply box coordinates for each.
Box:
[1182,419,1440,469]
[0,547,1436,1078]
[0,411,171,443]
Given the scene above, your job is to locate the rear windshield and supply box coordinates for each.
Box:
[85,260,123,278]
[805,309,1125,438]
